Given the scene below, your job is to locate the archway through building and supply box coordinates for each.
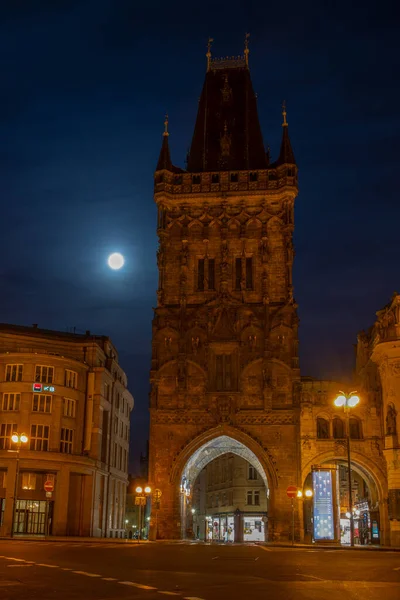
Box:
[303,458,382,546]
[179,435,270,542]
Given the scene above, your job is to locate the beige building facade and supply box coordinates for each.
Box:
[0,323,133,538]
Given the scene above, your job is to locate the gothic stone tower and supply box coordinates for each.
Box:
[149,45,300,540]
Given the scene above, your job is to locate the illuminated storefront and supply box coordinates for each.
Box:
[205,512,266,542]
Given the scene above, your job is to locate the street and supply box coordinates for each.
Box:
[0,540,400,600]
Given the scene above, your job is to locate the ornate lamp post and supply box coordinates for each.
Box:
[135,485,152,542]
[334,390,360,547]
[10,433,29,538]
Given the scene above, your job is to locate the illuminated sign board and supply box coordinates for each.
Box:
[32,384,56,393]
[312,470,334,541]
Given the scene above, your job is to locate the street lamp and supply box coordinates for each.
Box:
[10,433,29,538]
[292,488,313,545]
[135,485,152,542]
[334,390,360,547]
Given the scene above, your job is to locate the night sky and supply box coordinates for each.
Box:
[1,1,399,471]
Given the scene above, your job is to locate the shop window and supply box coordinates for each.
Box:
[248,465,258,480]
[35,365,54,384]
[5,364,23,382]
[317,417,330,439]
[21,473,36,490]
[349,418,362,439]
[333,417,345,439]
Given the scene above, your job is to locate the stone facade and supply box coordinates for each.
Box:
[0,324,133,538]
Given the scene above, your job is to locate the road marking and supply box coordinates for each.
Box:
[119,581,157,590]
[255,556,259,561]
[183,597,206,600]
[102,577,118,581]
[211,556,219,560]
[7,564,33,568]
[72,571,101,577]
[61,568,73,571]
[36,563,59,568]
[4,557,26,562]
[258,546,272,552]
[158,593,181,596]
[300,573,326,581]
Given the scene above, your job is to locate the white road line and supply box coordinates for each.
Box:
[72,571,101,577]
[36,563,59,568]
[7,564,33,568]
[158,593,181,596]
[4,557,26,562]
[183,597,206,600]
[300,573,326,581]
[61,568,73,571]
[258,546,272,552]
[211,556,219,560]
[119,581,157,590]
[102,577,118,581]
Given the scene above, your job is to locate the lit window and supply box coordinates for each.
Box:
[63,398,76,418]
[30,424,49,451]
[2,393,21,411]
[32,394,52,413]
[35,366,54,384]
[0,423,17,450]
[21,473,36,490]
[5,364,23,382]
[60,428,73,454]
[65,370,78,389]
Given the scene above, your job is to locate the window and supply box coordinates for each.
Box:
[333,417,345,439]
[254,490,260,505]
[211,174,220,183]
[230,173,238,182]
[2,393,21,411]
[114,418,118,435]
[0,423,17,450]
[216,354,233,391]
[60,428,73,453]
[63,398,76,418]
[30,425,49,451]
[192,175,201,184]
[247,490,253,505]
[32,394,52,413]
[248,465,258,480]
[197,259,205,291]
[65,369,78,389]
[5,364,23,382]
[21,473,36,490]
[350,418,362,440]
[35,366,54,384]
[317,417,330,439]
[249,172,258,182]
[104,382,110,401]
[0,470,7,488]
[235,258,242,290]
[115,393,120,410]
[208,258,215,291]
[246,257,253,290]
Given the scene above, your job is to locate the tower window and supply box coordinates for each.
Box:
[249,172,258,182]
[208,258,215,291]
[174,175,182,184]
[211,174,220,183]
[197,259,205,291]
[216,354,233,391]
[246,257,253,290]
[230,173,238,182]
[235,257,254,291]
[192,175,201,184]
[235,258,242,290]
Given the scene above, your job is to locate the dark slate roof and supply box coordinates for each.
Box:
[187,65,267,172]
[155,133,184,173]
[277,125,296,165]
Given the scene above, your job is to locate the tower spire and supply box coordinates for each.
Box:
[277,101,296,165]
[206,37,214,71]
[244,32,250,67]
[163,112,169,137]
[156,113,173,171]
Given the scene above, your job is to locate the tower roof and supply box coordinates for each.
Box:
[187,59,267,172]
[155,114,183,173]
[276,102,296,166]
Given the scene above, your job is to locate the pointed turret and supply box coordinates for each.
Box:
[277,101,296,166]
[156,114,173,171]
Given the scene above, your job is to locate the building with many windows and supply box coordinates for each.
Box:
[0,323,133,537]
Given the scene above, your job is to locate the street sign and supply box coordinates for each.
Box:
[286,485,298,498]
[44,480,54,492]
[135,496,146,506]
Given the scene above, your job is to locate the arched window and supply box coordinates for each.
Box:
[349,418,362,439]
[333,417,345,439]
[317,417,330,439]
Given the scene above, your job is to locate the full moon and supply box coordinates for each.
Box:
[108,252,125,270]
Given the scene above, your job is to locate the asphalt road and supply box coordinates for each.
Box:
[0,540,400,600]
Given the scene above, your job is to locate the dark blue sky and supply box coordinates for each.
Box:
[1,1,399,470]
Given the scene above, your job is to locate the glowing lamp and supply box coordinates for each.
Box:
[144,486,152,494]
[297,490,303,498]
[136,486,143,494]
[345,511,351,519]
[348,395,360,408]
[125,519,129,524]
[305,489,313,498]
[20,434,28,444]
[191,508,196,514]
[334,395,346,407]
[11,434,19,443]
